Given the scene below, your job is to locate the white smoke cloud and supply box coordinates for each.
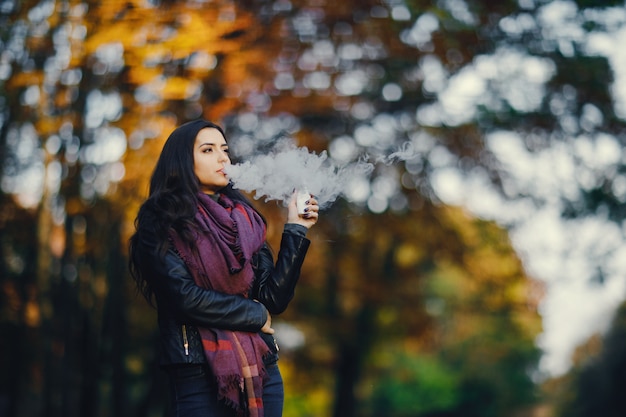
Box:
[378,141,419,164]
[224,140,375,209]
[224,130,426,210]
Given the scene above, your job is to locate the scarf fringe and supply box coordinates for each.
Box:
[216,374,245,411]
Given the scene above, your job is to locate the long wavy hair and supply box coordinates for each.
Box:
[128,119,264,305]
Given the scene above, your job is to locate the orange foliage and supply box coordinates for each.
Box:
[7,71,44,89]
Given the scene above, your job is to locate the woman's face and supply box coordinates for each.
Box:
[193,127,231,194]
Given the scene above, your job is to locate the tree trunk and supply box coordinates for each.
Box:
[332,306,374,417]
[99,210,128,417]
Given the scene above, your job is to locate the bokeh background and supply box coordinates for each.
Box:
[2,0,626,416]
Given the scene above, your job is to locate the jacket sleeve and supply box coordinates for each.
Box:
[250,231,311,314]
[139,230,268,332]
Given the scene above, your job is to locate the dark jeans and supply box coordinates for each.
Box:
[167,363,284,417]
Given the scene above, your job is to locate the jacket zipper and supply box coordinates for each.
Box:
[182,325,189,356]
[273,337,280,352]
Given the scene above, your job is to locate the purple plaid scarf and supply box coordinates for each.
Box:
[170,193,270,416]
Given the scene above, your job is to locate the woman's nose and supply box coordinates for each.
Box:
[219,150,230,162]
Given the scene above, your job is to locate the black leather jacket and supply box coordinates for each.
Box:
[136,225,310,367]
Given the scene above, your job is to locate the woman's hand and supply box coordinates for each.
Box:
[287,191,319,229]
[261,310,275,334]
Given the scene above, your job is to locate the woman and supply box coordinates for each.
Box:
[129,119,318,417]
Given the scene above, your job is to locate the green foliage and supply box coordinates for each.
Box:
[368,352,461,416]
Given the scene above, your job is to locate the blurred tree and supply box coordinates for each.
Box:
[285,202,542,417]
[557,304,626,417]
[554,301,626,417]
